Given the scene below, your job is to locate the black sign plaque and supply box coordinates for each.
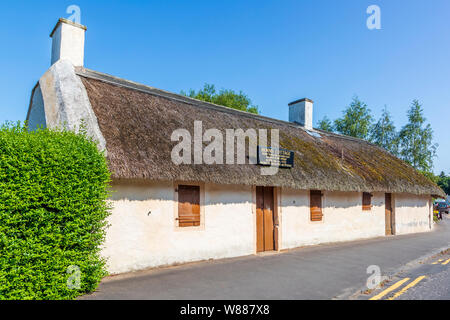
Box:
[257,146,295,168]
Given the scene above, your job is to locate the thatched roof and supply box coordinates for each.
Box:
[76,67,444,197]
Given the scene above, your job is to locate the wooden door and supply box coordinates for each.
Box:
[256,186,275,252]
[178,185,200,227]
[385,193,394,235]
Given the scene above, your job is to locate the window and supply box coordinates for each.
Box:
[310,190,323,222]
[177,185,200,227]
[362,192,372,211]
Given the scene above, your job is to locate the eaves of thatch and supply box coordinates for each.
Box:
[75,67,445,198]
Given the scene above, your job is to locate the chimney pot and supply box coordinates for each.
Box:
[288,98,314,130]
[50,18,86,67]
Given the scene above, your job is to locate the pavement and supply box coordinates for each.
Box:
[82,215,450,300]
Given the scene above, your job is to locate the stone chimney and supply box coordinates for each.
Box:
[50,18,86,67]
[288,98,314,130]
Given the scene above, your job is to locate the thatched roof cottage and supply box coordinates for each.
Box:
[27,19,444,274]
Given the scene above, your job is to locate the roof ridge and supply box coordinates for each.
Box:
[75,67,312,129]
[75,67,376,146]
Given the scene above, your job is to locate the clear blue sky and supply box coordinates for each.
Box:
[0,0,449,174]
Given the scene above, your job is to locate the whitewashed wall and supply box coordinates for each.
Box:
[280,190,386,249]
[394,193,431,235]
[103,182,433,275]
[26,60,106,150]
[27,86,47,130]
[103,181,254,274]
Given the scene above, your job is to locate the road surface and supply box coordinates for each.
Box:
[359,247,450,300]
[82,215,450,300]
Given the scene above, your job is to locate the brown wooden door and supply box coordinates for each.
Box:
[178,185,200,227]
[385,193,394,235]
[256,186,275,252]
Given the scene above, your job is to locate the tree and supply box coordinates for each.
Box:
[370,106,399,155]
[436,172,450,195]
[182,84,259,114]
[317,116,333,132]
[398,100,437,172]
[334,97,373,139]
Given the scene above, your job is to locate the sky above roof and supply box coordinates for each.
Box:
[0,0,449,174]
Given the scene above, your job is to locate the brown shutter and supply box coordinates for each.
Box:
[178,185,200,227]
[310,190,323,222]
[362,192,372,211]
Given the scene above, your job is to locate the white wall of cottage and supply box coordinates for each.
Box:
[102,181,255,274]
[102,181,433,275]
[280,190,387,249]
[394,193,432,235]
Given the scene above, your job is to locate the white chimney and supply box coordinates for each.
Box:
[289,98,314,130]
[50,18,86,67]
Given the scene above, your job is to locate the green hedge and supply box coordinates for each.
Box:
[0,123,111,300]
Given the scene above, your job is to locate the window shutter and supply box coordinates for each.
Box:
[362,192,372,211]
[178,185,200,227]
[310,190,323,222]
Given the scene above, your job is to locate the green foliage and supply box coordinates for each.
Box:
[317,116,333,132]
[370,106,399,155]
[324,97,438,175]
[334,97,373,139]
[435,171,450,195]
[182,83,259,114]
[399,100,437,172]
[0,123,111,300]
[433,214,439,223]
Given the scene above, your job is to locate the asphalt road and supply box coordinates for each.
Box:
[397,263,450,300]
[82,216,450,300]
[359,246,450,300]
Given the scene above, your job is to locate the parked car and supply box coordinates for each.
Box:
[436,201,449,214]
[433,199,448,220]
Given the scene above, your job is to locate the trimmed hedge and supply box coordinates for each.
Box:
[0,123,111,300]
